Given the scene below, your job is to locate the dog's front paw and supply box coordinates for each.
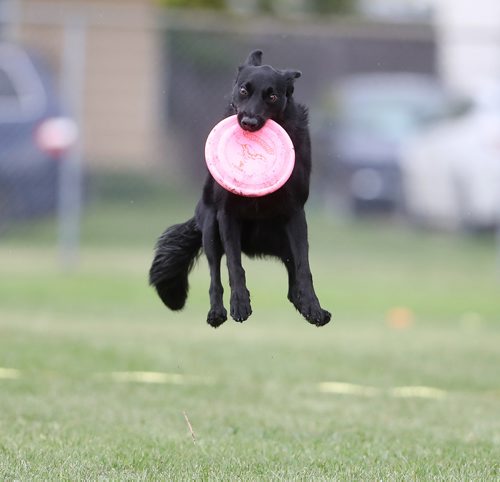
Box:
[207,306,227,328]
[298,300,331,326]
[309,307,332,327]
[230,291,252,322]
[289,289,332,327]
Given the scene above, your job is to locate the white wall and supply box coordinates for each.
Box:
[435,0,500,95]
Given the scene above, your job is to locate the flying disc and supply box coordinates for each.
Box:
[205,115,295,197]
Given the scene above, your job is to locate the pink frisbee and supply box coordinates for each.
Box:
[205,115,295,197]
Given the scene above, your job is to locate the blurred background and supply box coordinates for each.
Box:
[1,1,499,477]
[1,0,500,240]
[1,0,500,248]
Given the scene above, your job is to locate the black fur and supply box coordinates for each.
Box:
[149,50,331,327]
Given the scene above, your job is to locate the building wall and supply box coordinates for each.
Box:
[15,1,436,177]
[434,0,500,95]
[20,0,162,170]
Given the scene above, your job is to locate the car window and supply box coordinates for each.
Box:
[0,68,18,97]
[339,86,446,143]
[342,99,432,142]
[0,44,47,122]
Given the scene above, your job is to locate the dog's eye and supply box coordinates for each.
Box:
[269,94,278,103]
[239,86,249,97]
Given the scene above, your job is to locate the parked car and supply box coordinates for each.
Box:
[313,73,448,215]
[401,87,500,231]
[0,43,77,228]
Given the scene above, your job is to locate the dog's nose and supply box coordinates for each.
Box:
[240,116,259,130]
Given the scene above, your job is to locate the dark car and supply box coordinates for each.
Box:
[0,43,77,228]
[313,73,447,215]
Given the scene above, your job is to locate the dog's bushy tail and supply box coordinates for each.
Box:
[149,217,202,311]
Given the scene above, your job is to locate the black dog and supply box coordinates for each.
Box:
[150,50,331,327]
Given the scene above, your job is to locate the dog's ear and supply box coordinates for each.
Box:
[243,49,263,67]
[282,69,302,97]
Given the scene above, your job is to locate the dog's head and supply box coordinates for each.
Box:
[231,50,301,132]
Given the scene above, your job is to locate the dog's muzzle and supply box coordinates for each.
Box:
[237,113,265,132]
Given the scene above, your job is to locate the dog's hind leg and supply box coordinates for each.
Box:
[285,209,331,326]
[201,210,227,327]
[278,247,296,303]
[218,212,252,322]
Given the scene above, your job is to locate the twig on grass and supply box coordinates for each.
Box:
[183,411,197,444]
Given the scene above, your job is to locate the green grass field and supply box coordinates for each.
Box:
[1,174,499,479]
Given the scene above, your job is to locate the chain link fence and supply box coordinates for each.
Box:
[0,1,436,239]
[163,10,435,187]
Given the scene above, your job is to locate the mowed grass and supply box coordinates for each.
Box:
[0,174,499,479]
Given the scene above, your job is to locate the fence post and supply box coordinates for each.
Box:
[58,11,86,271]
